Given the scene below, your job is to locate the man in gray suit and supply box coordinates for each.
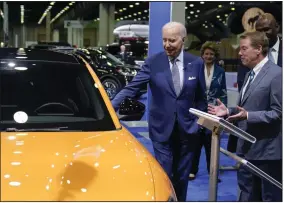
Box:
[208,31,282,201]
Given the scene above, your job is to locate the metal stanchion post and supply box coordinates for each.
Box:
[208,126,222,201]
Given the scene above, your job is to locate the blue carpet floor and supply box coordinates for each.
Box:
[123,93,238,201]
[125,126,238,202]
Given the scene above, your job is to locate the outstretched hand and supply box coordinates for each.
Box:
[207,99,228,117]
[226,106,247,122]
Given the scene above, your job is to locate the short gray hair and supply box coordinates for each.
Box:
[162,21,187,38]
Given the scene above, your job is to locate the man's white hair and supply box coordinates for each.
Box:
[162,21,187,38]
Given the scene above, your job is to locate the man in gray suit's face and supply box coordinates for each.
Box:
[239,35,267,70]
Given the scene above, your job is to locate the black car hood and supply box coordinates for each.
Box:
[119,64,141,70]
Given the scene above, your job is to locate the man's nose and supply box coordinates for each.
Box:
[165,41,170,48]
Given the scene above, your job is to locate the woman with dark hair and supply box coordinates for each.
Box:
[189,41,227,181]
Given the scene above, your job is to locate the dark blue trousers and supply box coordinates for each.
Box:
[238,159,282,202]
[152,121,197,202]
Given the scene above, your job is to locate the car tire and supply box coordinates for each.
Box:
[101,78,122,100]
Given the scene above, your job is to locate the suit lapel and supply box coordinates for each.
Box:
[238,72,250,105]
[209,65,219,92]
[277,39,282,67]
[240,61,270,105]
[178,54,191,97]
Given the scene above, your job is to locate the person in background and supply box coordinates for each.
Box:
[208,31,282,201]
[189,41,227,181]
[119,45,128,62]
[237,12,282,91]
[111,21,207,201]
[228,12,282,153]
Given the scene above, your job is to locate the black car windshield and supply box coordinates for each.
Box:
[0,60,116,131]
[91,49,124,66]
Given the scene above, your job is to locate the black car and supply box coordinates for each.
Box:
[0,48,145,122]
[29,45,147,100]
[75,48,147,100]
[28,42,74,51]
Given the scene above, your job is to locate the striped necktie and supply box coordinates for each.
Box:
[171,59,181,96]
[242,70,255,99]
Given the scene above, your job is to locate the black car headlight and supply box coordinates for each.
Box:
[117,68,137,76]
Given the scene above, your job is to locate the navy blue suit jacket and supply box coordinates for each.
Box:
[205,63,227,106]
[112,51,207,142]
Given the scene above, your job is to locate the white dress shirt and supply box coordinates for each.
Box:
[169,51,184,89]
[269,36,280,64]
[204,64,215,94]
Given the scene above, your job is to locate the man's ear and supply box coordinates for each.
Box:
[257,45,263,56]
[275,22,280,33]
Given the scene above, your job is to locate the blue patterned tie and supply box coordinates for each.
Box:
[171,59,181,96]
[243,70,255,97]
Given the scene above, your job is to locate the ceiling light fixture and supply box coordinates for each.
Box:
[20,5,24,24]
[50,2,75,24]
[190,11,194,14]
[231,7,235,11]
[218,5,222,8]
[185,6,188,9]
[129,5,134,8]
[187,16,190,19]
[0,9,4,19]
[189,4,194,7]
[216,15,220,18]
[225,14,228,17]
[200,2,205,4]
[197,10,200,13]
[38,2,56,24]
[135,2,140,5]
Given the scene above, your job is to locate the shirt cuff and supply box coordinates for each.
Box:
[226,108,229,115]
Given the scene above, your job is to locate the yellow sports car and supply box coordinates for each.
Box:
[0,48,176,201]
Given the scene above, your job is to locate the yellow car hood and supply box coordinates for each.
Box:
[1,128,159,201]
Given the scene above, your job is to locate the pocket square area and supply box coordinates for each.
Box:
[188,76,196,80]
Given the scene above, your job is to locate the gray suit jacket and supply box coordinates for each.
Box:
[229,60,282,160]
